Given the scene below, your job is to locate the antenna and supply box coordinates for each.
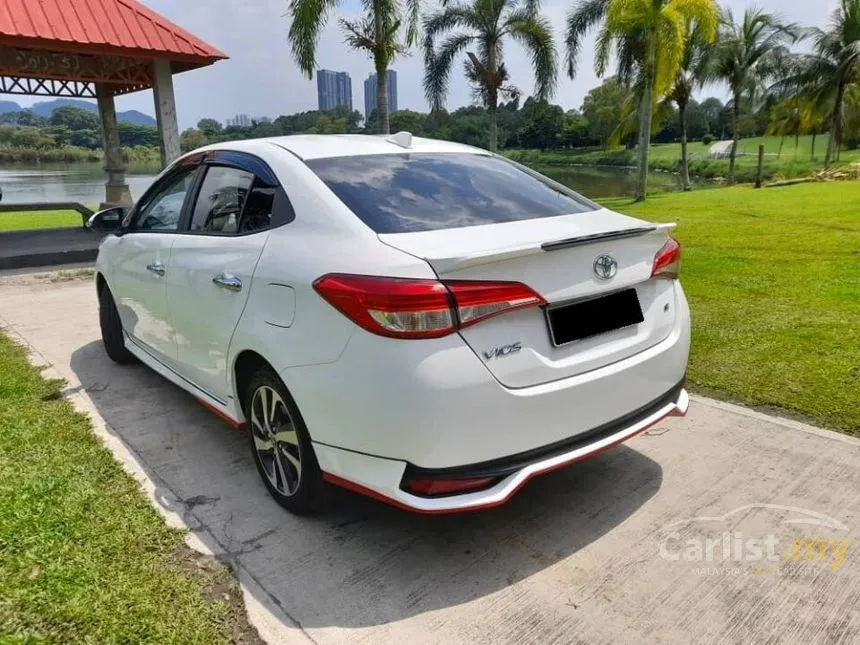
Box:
[386,131,412,149]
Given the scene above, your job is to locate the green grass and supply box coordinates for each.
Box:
[0,210,86,232]
[597,182,860,433]
[507,134,860,183]
[0,333,257,643]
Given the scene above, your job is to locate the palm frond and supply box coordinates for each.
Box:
[339,17,376,52]
[287,0,341,77]
[564,0,610,78]
[424,32,474,109]
[505,14,557,99]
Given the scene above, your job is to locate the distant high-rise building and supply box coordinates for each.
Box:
[363,70,398,120]
[316,70,353,111]
[226,114,252,127]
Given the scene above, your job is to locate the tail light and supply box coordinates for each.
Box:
[651,238,681,279]
[313,274,545,339]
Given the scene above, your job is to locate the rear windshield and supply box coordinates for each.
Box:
[305,153,596,233]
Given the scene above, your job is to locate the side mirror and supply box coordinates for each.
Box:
[86,207,126,233]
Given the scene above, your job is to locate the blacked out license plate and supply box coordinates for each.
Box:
[546,288,644,346]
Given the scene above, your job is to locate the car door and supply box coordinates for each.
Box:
[111,165,200,365]
[165,153,287,403]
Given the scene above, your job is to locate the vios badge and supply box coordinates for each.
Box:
[593,254,618,280]
[483,342,523,360]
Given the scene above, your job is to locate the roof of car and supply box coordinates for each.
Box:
[259,133,489,161]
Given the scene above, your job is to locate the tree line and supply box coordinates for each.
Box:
[0,105,161,150]
[180,85,745,153]
[286,0,860,200]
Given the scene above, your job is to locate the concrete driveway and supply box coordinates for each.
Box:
[1,274,858,645]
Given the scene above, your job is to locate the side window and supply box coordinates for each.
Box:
[238,183,276,233]
[135,169,198,232]
[190,166,255,234]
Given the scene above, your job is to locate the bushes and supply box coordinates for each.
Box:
[0,146,101,163]
[702,134,715,146]
[0,145,159,164]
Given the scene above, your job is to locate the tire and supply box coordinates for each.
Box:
[98,286,136,365]
[243,367,327,514]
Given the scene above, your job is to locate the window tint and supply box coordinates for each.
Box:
[135,169,198,231]
[191,166,255,233]
[238,184,276,233]
[305,153,595,234]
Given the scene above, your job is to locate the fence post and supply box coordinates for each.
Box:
[755,145,765,188]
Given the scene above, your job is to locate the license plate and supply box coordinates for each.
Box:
[546,288,644,346]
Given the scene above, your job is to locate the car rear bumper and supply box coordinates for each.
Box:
[282,283,690,511]
[313,384,689,513]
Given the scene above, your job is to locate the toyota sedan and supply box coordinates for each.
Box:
[89,133,690,514]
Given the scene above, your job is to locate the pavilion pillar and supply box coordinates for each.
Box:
[152,59,181,167]
[96,84,132,207]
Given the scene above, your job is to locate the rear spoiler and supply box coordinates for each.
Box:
[387,222,677,274]
[542,225,665,252]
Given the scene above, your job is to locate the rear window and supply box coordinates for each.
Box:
[305,153,596,233]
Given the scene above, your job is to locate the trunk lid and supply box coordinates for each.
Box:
[380,210,679,388]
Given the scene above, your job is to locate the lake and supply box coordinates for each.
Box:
[0,160,710,206]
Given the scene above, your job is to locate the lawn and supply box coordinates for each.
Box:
[598,182,860,434]
[508,134,860,183]
[0,333,258,643]
[0,210,85,232]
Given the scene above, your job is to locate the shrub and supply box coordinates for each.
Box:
[702,134,715,146]
[846,136,860,151]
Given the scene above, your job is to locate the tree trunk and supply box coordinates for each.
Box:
[825,79,846,168]
[811,132,817,160]
[487,46,498,153]
[375,66,390,135]
[679,101,691,191]
[634,38,656,202]
[728,95,740,184]
[778,135,785,159]
[373,4,390,135]
[794,133,799,158]
[488,96,498,153]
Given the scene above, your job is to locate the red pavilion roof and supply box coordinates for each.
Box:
[0,0,226,66]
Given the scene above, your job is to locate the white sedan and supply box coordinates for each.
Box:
[89,133,690,514]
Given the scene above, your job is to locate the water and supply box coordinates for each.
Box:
[536,164,715,198]
[0,162,161,206]
[0,160,711,206]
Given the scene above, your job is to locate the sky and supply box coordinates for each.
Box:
[3,0,841,130]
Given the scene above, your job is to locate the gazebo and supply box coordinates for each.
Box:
[0,0,227,206]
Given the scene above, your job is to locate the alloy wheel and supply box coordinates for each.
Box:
[250,385,302,496]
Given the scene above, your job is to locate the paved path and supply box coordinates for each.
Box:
[1,275,858,645]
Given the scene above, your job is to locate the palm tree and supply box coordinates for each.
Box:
[768,0,860,167]
[565,0,718,201]
[287,0,420,134]
[423,0,557,153]
[766,100,805,158]
[712,8,799,183]
[666,23,716,191]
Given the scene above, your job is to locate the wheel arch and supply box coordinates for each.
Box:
[95,271,108,297]
[233,349,275,416]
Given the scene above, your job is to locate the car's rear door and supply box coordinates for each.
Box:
[165,151,291,403]
[111,164,201,366]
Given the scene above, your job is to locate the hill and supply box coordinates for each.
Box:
[0,98,156,125]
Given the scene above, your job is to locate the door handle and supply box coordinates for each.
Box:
[146,261,166,276]
[213,273,242,292]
